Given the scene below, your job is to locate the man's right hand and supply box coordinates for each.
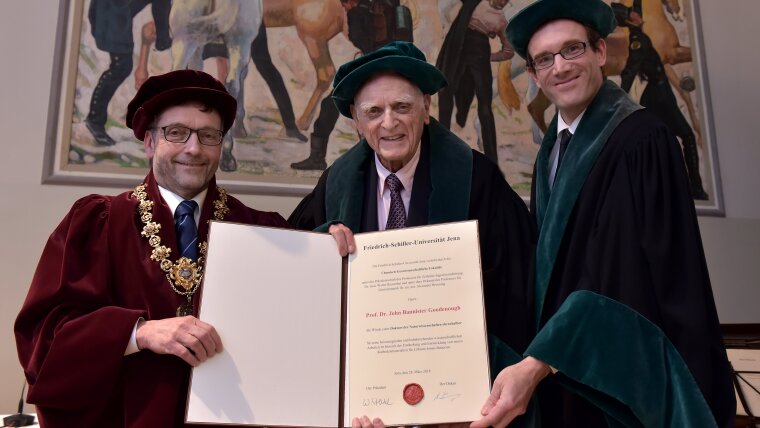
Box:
[470,357,550,428]
[352,416,385,428]
[135,316,223,366]
[329,223,356,257]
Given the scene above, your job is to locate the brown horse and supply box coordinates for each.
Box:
[263,0,345,131]
[646,0,691,65]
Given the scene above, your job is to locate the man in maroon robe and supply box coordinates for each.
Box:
[15,70,289,427]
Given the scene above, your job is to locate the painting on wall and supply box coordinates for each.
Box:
[44,0,723,213]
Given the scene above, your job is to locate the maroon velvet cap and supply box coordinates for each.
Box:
[126,69,237,140]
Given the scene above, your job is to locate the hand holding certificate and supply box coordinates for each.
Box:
[187,220,491,427]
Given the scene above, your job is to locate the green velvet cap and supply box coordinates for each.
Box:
[506,0,617,60]
[331,41,447,118]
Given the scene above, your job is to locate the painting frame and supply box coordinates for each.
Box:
[43,0,724,214]
[680,0,725,215]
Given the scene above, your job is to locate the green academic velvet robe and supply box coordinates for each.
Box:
[15,172,289,428]
[289,118,537,378]
[528,81,734,427]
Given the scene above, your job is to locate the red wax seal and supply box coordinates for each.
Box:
[403,383,424,405]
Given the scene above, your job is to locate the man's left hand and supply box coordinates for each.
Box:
[329,223,356,257]
[135,316,223,367]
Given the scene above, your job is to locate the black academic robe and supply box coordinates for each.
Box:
[527,82,734,427]
[289,118,536,360]
[15,172,289,428]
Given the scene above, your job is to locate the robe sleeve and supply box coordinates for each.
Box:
[15,195,145,412]
[466,153,536,357]
[628,120,734,427]
[288,168,330,231]
[472,154,540,427]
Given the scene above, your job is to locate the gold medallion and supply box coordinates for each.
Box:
[171,257,200,291]
[132,183,229,311]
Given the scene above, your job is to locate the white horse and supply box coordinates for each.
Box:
[170,0,263,171]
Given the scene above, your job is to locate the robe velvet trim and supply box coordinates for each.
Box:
[526,290,716,428]
[534,81,642,322]
[324,118,472,231]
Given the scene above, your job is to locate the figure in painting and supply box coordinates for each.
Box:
[436,0,514,163]
[86,0,171,146]
[613,2,708,199]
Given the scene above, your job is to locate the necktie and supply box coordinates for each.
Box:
[555,129,573,181]
[385,174,406,229]
[175,200,198,260]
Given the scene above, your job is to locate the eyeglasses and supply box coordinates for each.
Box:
[530,41,589,71]
[157,125,224,146]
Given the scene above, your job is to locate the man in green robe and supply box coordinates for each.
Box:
[289,42,536,427]
[470,1,735,427]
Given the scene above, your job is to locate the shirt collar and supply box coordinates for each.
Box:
[157,186,208,217]
[557,109,586,136]
[374,142,421,194]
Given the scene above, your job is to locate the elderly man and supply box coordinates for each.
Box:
[288,41,535,427]
[15,70,289,427]
[469,1,735,427]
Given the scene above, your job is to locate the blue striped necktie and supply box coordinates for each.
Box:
[175,200,198,261]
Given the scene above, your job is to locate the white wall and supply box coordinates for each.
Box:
[0,0,758,414]
[694,0,760,321]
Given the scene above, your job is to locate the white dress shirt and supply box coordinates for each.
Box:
[374,143,421,230]
[548,111,585,188]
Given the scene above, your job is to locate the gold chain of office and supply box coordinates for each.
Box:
[131,183,230,316]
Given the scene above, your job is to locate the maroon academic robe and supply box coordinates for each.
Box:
[15,172,289,428]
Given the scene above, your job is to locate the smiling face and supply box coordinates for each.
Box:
[350,72,431,172]
[527,19,607,124]
[143,103,223,199]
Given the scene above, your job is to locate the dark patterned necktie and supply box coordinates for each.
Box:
[175,200,198,261]
[555,129,573,181]
[385,174,406,230]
